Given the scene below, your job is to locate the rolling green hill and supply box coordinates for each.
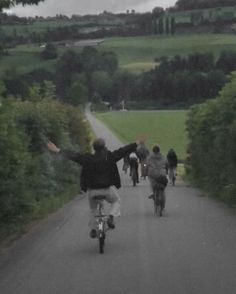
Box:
[2,34,236,75]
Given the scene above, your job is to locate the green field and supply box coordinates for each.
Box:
[96,110,188,160]
[99,34,236,71]
[0,19,123,36]
[2,34,236,76]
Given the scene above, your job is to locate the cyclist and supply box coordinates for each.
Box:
[122,154,130,174]
[136,140,149,178]
[167,148,178,184]
[47,138,137,238]
[129,152,139,184]
[147,145,168,203]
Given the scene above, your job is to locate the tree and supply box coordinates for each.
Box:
[170,17,176,35]
[41,43,57,60]
[55,50,82,100]
[111,70,136,104]
[152,7,164,18]
[93,71,113,102]
[175,0,236,11]
[216,51,236,74]
[99,51,118,76]
[158,18,164,35]
[66,78,88,106]
[165,18,170,35]
[3,69,30,99]
[0,0,44,11]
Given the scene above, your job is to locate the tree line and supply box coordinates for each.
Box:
[0,0,44,11]
[175,0,236,10]
[2,48,236,109]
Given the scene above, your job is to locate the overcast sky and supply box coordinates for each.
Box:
[7,0,177,17]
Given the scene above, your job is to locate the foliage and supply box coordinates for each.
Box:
[186,74,236,205]
[55,47,118,101]
[66,78,88,106]
[41,43,58,60]
[0,0,44,11]
[0,97,90,238]
[92,51,229,107]
[175,0,236,11]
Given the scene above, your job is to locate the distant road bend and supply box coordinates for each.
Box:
[0,110,235,294]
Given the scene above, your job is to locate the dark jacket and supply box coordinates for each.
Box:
[167,149,178,168]
[62,143,137,191]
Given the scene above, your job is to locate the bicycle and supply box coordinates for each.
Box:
[153,184,166,216]
[130,166,138,186]
[140,160,148,180]
[93,195,110,254]
[168,167,176,186]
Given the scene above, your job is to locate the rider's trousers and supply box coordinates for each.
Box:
[87,186,121,230]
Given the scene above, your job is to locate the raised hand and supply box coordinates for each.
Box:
[47,141,60,153]
[136,135,148,144]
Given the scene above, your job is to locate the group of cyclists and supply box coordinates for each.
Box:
[123,140,178,188]
[47,137,178,238]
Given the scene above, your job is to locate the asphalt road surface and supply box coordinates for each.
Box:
[0,111,235,294]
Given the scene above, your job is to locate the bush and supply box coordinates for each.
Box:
[41,43,58,60]
[0,98,91,239]
[186,74,236,206]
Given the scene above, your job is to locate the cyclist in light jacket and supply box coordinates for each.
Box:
[147,145,168,200]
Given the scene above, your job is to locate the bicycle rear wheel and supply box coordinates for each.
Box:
[131,168,137,186]
[159,189,166,216]
[99,234,105,254]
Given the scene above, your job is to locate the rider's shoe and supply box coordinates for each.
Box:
[89,229,97,238]
[107,215,115,229]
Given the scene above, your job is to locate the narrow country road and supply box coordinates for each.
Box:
[0,111,235,294]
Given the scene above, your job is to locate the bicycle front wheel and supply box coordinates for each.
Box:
[153,191,159,215]
[99,235,105,254]
[169,168,175,185]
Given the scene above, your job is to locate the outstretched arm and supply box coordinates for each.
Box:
[47,141,88,165]
[112,136,147,162]
[112,143,137,162]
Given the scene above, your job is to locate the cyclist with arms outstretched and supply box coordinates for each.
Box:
[47,138,138,238]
